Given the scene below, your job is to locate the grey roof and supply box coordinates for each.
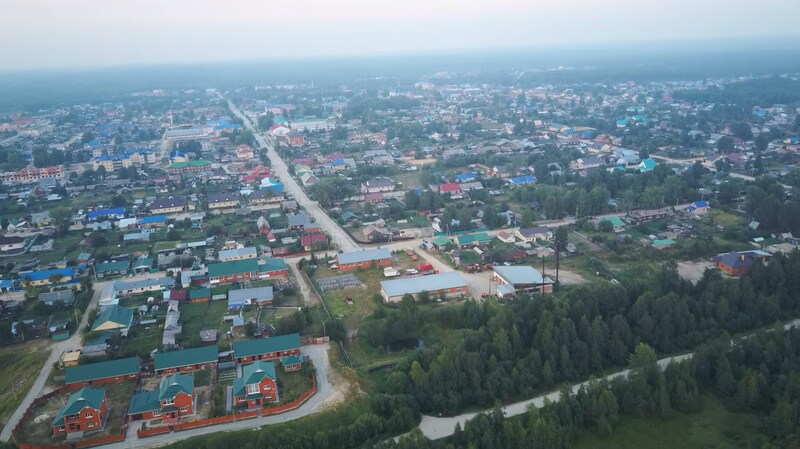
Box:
[228,286,274,306]
[493,265,553,285]
[218,247,257,260]
[363,177,395,188]
[38,290,75,305]
[381,272,467,297]
[113,277,174,293]
[288,211,312,227]
[337,248,392,265]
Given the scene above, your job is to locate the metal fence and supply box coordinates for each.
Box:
[316,274,363,291]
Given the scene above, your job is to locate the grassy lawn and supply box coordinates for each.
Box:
[275,363,315,404]
[179,301,228,348]
[313,266,384,331]
[118,327,161,361]
[194,369,212,387]
[708,209,745,228]
[572,394,766,449]
[0,341,50,428]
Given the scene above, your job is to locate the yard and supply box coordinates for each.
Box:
[178,300,228,348]
[16,379,136,445]
[311,264,385,332]
[275,363,315,404]
[0,341,50,428]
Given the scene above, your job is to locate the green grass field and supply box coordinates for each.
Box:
[0,341,50,428]
[179,301,228,347]
[572,394,767,449]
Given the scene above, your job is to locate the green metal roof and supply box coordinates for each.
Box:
[431,235,451,246]
[91,305,133,331]
[455,233,491,245]
[95,260,130,274]
[53,387,105,427]
[159,373,194,400]
[65,357,139,384]
[259,257,288,273]
[154,346,217,371]
[233,333,301,359]
[207,259,259,278]
[601,216,625,227]
[169,160,211,169]
[281,354,303,366]
[233,360,275,397]
[653,238,676,247]
[127,390,160,415]
[189,288,212,299]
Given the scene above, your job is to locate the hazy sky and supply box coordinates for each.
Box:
[2,0,799,71]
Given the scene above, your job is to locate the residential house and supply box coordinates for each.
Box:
[52,387,107,436]
[514,226,553,243]
[280,354,303,372]
[454,233,492,248]
[232,333,302,364]
[258,258,289,280]
[149,197,187,215]
[570,156,604,172]
[94,260,130,278]
[236,145,254,161]
[91,305,134,336]
[361,177,396,194]
[87,208,126,222]
[600,216,625,232]
[712,250,771,276]
[38,290,76,306]
[508,175,537,186]
[64,357,140,388]
[300,231,327,250]
[637,158,657,172]
[686,201,709,215]
[0,236,26,252]
[21,268,75,286]
[437,182,461,195]
[154,346,218,375]
[232,361,278,408]
[629,208,673,223]
[188,288,212,303]
[127,373,194,424]
[336,248,393,272]
[218,247,258,262]
[287,211,313,230]
[228,286,274,309]
[208,259,259,284]
[496,231,516,244]
[207,192,240,209]
[286,130,305,146]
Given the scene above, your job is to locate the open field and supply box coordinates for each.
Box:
[0,341,50,428]
[572,394,766,449]
[678,260,716,284]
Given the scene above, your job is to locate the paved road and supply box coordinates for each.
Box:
[0,279,108,442]
[224,97,360,252]
[103,344,333,449]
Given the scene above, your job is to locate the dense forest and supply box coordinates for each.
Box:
[374,250,800,415]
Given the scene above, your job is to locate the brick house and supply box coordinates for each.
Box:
[712,250,771,276]
[127,373,194,424]
[149,197,187,215]
[258,258,289,280]
[206,192,240,209]
[207,259,259,284]
[232,333,301,364]
[335,248,393,272]
[65,357,140,388]
[232,361,278,408]
[52,387,107,436]
[154,346,218,375]
[280,354,303,372]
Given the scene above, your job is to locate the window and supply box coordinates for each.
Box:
[246,384,260,395]
[87,422,95,428]
[264,384,271,390]
[59,426,65,431]
[162,398,174,405]
[85,412,93,418]
[180,407,188,412]
[152,410,161,417]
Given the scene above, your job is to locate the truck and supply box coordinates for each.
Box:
[417,263,437,275]
[383,267,400,277]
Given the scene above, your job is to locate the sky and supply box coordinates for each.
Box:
[2,0,799,71]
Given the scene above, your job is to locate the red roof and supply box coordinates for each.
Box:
[301,232,327,247]
[440,182,461,193]
[169,289,188,301]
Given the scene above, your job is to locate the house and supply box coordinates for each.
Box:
[82,332,112,357]
[64,356,140,388]
[228,286,274,309]
[430,235,452,250]
[232,361,278,408]
[380,272,469,303]
[94,260,130,278]
[454,233,492,248]
[30,211,52,227]
[454,172,478,183]
[637,158,657,172]
[127,373,195,424]
[613,148,640,166]
[570,156,604,171]
[287,211,313,230]
[38,290,76,306]
[91,305,134,336]
[258,258,289,280]
[491,165,511,178]
[149,197,187,215]
[686,201,709,215]
[52,387,107,436]
[87,208,125,222]
[188,288,212,303]
[299,172,318,187]
[286,130,305,147]
[111,277,174,298]
[207,192,240,209]
[336,248,393,272]
[232,333,302,364]
[652,239,676,250]
[208,259,259,284]
[600,216,625,232]
[280,354,303,372]
[438,182,461,195]
[629,208,673,223]
[300,231,327,250]
[508,175,537,186]
[236,145,255,161]
[20,267,75,286]
[133,257,154,274]
[138,215,167,229]
[496,231,516,244]
[514,226,553,243]
[218,247,258,262]
[712,250,771,276]
[0,236,26,252]
[361,177,396,194]
[154,346,218,375]
[492,265,554,296]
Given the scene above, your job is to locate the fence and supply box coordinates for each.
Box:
[138,378,318,439]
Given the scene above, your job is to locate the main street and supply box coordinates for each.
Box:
[224,97,360,252]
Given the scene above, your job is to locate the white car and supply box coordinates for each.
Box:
[405,269,419,275]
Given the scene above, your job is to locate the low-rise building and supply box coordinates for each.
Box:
[380,272,469,303]
[154,346,218,375]
[65,356,140,388]
[218,247,258,262]
[52,387,107,435]
[232,361,278,408]
[228,286,274,309]
[336,248,393,272]
[127,373,195,424]
[208,259,259,284]
[491,265,554,297]
[232,333,302,364]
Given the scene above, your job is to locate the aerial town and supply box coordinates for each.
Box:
[1,51,800,449]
